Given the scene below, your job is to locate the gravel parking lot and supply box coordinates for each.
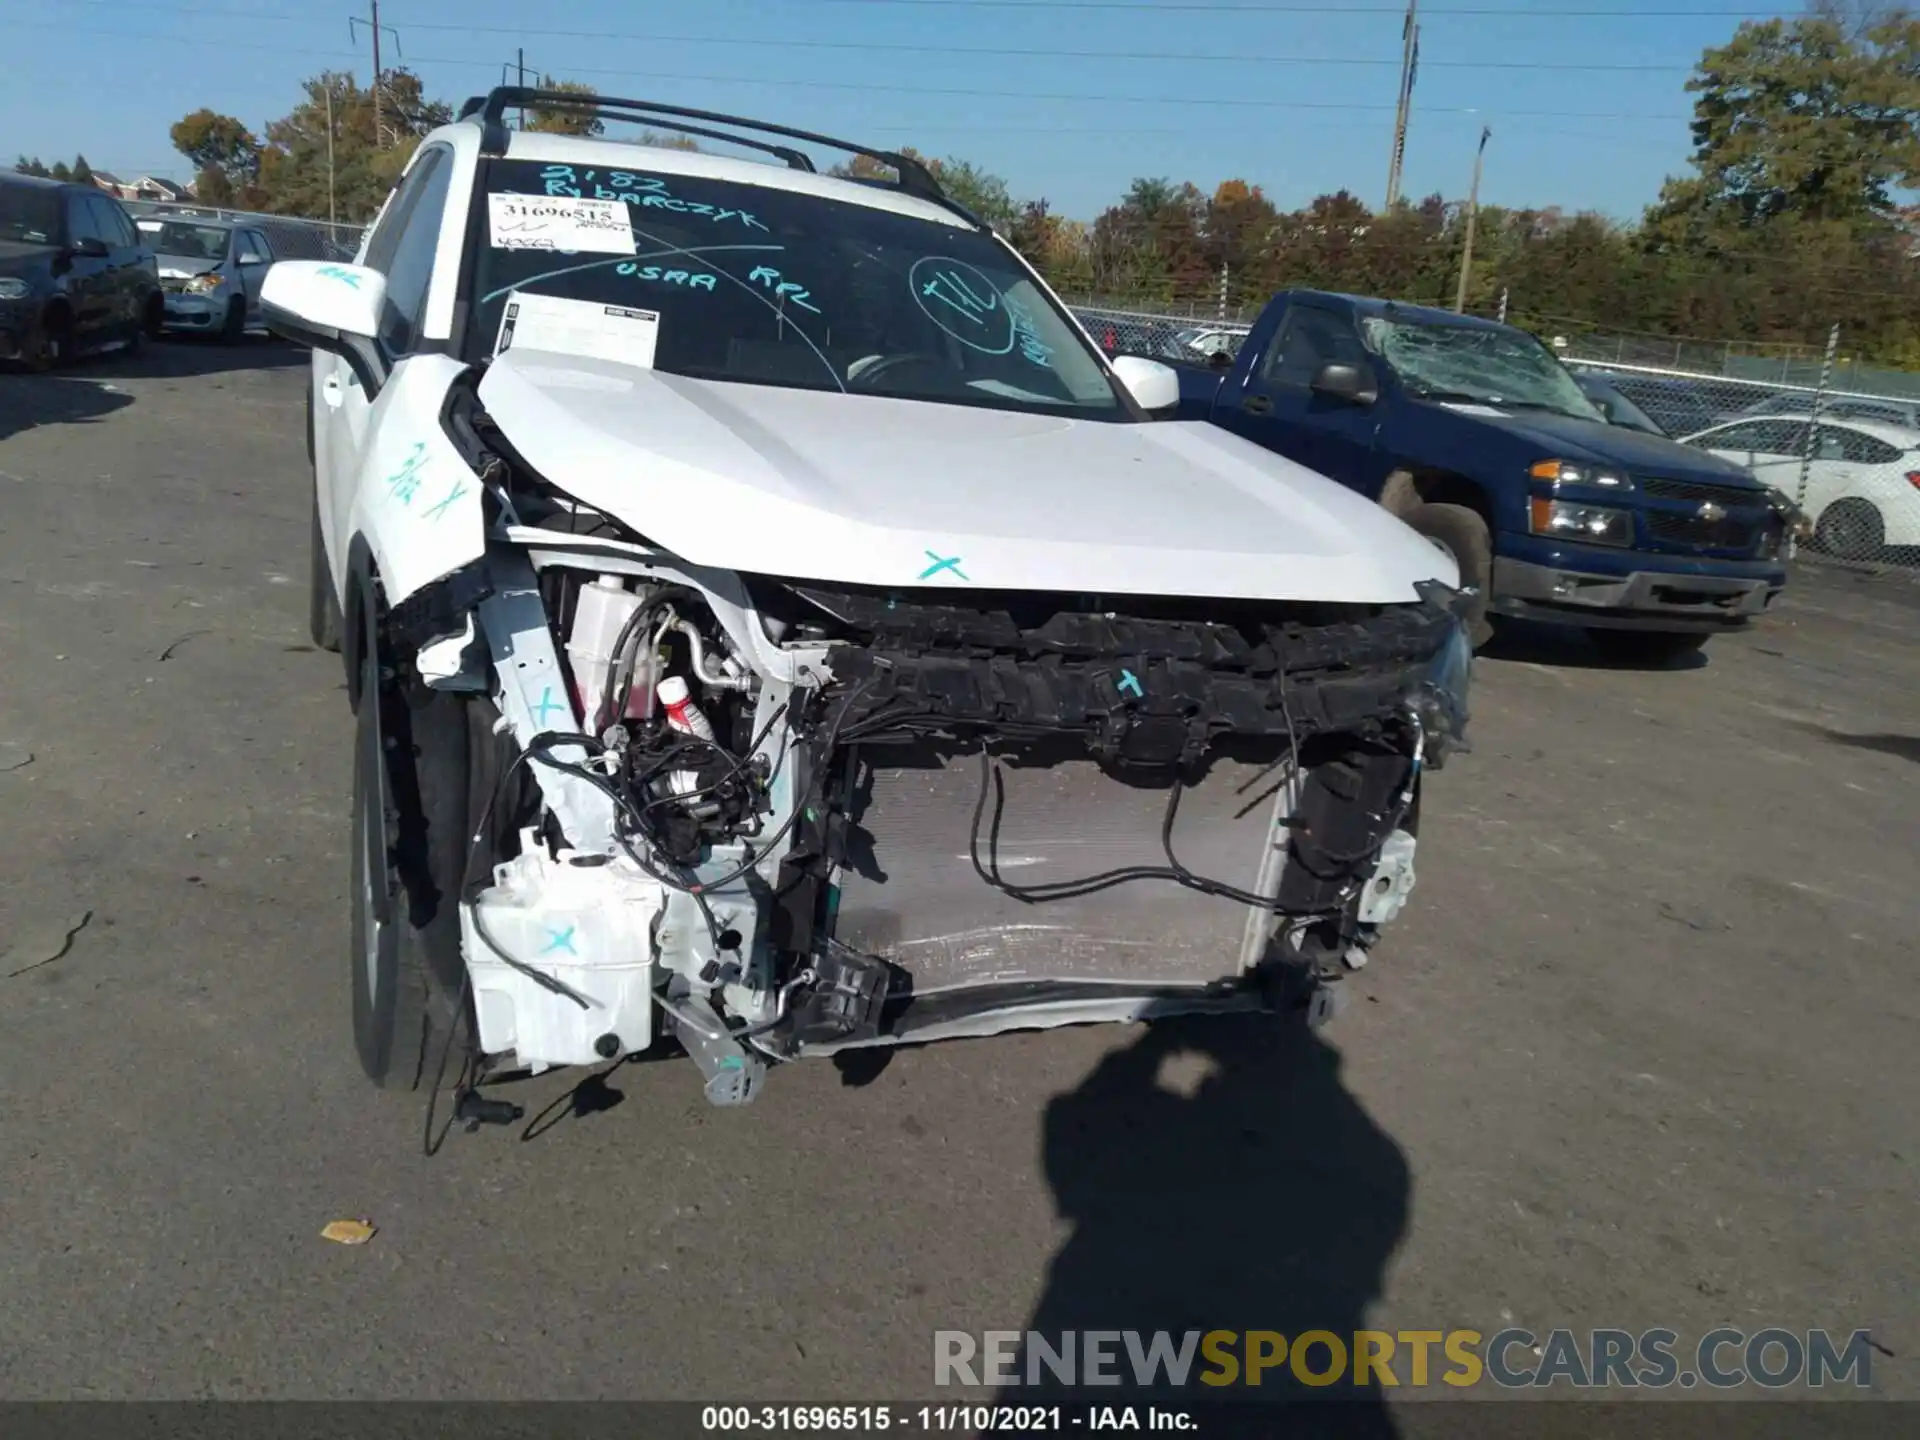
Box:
[1,342,1914,1411]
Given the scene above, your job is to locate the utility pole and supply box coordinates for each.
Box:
[1385,0,1419,210]
[1453,125,1491,314]
[370,0,382,148]
[517,48,527,129]
[325,82,337,226]
[349,3,401,145]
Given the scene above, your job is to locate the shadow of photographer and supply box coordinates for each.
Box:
[1004,1012,1411,1435]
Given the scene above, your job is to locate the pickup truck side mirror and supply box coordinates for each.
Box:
[1310,361,1377,405]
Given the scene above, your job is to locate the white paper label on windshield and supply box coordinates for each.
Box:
[493,291,659,370]
[487,193,635,255]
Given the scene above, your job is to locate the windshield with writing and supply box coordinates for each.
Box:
[0,183,60,246]
[469,159,1127,419]
[1362,316,1602,422]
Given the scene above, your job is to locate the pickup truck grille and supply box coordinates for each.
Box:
[1644,507,1762,551]
[1642,476,1764,508]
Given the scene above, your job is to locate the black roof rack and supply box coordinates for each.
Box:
[456,87,973,224]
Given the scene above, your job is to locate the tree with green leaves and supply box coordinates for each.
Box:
[253,70,448,222]
[15,156,52,177]
[49,160,71,181]
[524,78,604,137]
[1651,11,1920,233]
[170,109,260,204]
[70,155,93,186]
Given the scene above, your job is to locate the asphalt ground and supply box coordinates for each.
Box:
[0,340,1914,1415]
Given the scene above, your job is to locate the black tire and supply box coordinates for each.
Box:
[28,305,71,372]
[1585,629,1710,667]
[1813,498,1885,560]
[308,496,343,653]
[1405,502,1494,647]
[349,619,474,1089]
[221,296,246,344]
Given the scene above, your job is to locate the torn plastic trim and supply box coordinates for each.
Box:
[387,555,496,659]
[504,525,833,687]
[476,549,618,853]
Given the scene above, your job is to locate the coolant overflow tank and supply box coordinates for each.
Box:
[460,832,666,1068]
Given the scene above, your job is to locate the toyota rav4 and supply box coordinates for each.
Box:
[263,88,1473,1116]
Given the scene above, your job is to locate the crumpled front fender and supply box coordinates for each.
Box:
[349,354,488,618]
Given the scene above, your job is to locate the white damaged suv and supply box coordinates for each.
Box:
[264,89,1472,1114]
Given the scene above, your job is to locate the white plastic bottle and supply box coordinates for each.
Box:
[567,576,643,731]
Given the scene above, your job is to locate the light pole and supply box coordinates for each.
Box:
[1453,126,1491,314]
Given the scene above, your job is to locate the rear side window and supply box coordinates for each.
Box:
[1820,426,1901,465]
[90,196,139,248]
[66,192,104,245]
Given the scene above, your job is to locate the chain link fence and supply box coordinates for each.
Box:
[1068,303,1251,367]
[123,199,366,263]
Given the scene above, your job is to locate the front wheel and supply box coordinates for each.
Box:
[349,627,474,1089]
[1585,629,1710,667]
[28,307,71,371]
[221,296,246,344]
[1405,502,1494,647]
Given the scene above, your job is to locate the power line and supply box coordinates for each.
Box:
[7,22,1693,121]
[48,0,1700,68]
[810,0,1782,12]
[68,0,1797,14]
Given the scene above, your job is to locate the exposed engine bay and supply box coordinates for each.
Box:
[384,383,1474,1108]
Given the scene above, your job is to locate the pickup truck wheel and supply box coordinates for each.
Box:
[350,624,474,1090]
[1406,503,1493,647]
[308,496,343,653]
[1585,629,1709,667]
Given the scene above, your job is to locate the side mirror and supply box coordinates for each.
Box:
[261,260,388,396]
[237,251,267,267]
[1110,354,1181,415]
[1310,361,1376,405]
[72,237,109,259]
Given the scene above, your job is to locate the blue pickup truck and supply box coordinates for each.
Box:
[1171,290,1793,662]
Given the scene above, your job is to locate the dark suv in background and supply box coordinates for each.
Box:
[0,173,161,369]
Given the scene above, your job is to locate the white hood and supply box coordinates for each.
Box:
[477,351,1455,604]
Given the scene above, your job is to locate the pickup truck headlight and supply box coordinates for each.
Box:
[1530,498,1634,547]
[1530,459,1632,491]
[185,273,226,294]
[0,277,30,301]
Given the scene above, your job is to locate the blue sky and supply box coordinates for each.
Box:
[11,0,1777,222]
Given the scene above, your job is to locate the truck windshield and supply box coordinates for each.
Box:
[1362,316,1603,423]
[469,159,1128,420]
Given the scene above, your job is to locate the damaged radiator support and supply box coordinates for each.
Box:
[753,582,1459,1042]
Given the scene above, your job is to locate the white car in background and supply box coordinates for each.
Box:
[1681,414,1920,556]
